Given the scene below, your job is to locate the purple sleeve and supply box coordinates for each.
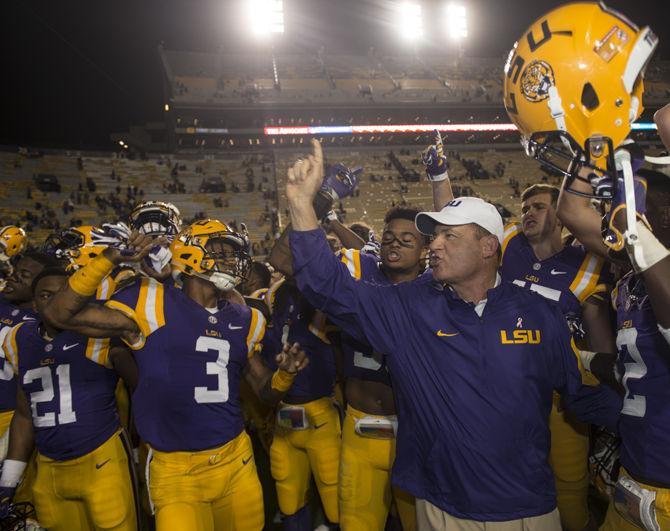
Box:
[290,229,407,356]
[551,306,622,432]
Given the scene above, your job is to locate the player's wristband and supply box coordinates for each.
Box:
[627,221,670,273]
[0,460,27,488]
[271,369,296,392]
[427,169,450,182]
[68,253,115,296]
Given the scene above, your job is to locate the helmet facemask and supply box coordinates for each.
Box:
[198,236,252,291]
[129,202,182,238]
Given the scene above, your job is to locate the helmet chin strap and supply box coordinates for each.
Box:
[614,148,646,269]
[195,271,239,292]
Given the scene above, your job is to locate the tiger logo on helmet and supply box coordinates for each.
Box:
[503,2,657,184]
[0,226,28,262]
[128,200,182,238]
[42,226,107,271]
[170,219,251,291]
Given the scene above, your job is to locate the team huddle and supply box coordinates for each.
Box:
[1,2,670,531]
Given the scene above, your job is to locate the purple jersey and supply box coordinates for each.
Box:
[0,297,36,412]
[338,249,391,385]
[263,279,336,402]
[614,272,670,486]
[3,320,119,460]
[500,223,609,337]
[290,228,621,521]
[107,277,265,452]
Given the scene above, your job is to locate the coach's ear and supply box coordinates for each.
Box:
[481,234,499,260]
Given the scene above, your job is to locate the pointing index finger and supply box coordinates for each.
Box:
[311,138,323,166]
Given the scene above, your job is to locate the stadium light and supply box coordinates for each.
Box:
[446,3,467,40]
[246,0,285,38]
[397,2,423,42]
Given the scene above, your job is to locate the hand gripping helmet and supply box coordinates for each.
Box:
[503,2,657,189]
[42,225,106,271]
[0,226,28,262]
[170,219,251,291]
[128,201,182,238]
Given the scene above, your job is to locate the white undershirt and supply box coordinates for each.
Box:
[472,273,501,318]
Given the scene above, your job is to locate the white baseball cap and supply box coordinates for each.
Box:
[415,197,504,244]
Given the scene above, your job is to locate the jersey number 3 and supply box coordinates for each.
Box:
[194,336,230,404]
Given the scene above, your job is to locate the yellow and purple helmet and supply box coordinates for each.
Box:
[170,219,251,291]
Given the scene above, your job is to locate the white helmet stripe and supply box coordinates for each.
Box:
[621,27,658,94]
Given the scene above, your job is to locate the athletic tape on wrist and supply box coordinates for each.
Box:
[271,369,296,392]
[0,459,27,488]
[68,253,115,296]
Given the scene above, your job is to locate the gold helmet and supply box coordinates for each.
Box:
[170,219,251,291]
[504,2,657,187]
[42,225,106,271]
[0,226,28,262]
[128,200,182,237]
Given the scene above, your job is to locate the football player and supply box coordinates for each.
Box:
[40,221,309,531]
[261,275,340,531]
[336,205,428,531]
[499,183,616,530]
[43,224,137,432]
[0,252,56,459]
[0,268,139,531]
[504,2,670,529]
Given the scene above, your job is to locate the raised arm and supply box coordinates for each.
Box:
[41,232,155,339]
[286,140,409,355]
[421,130,454,210]
[654,103,670,150]
[556,168,610,259]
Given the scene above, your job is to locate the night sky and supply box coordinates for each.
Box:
[2,0,669,150]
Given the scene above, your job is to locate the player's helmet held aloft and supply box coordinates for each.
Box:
[42,225,106,271]
[503,2,657,191]
[170,219,251,291]
[0,225,27,262]
[128,200,182,237]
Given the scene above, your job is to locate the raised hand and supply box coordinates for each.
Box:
[275,342,309,374]
[286,139,324,205]
[102,230,165,265]
[321,163,361,201]
[421,130,449,181]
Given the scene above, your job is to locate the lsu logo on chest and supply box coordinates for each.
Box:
[500,329,542,345]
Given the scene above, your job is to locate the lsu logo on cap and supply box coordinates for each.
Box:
[500,329,541,345]
[444,200,462,208]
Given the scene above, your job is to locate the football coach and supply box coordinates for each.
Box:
[284,140,621,531]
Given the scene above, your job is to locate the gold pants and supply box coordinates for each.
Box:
[149,430,263,531]
[270,396,341,522]
[33,429,138,531]
[339,404,416,531]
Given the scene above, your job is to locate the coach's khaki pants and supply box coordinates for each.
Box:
[416,500,561,531]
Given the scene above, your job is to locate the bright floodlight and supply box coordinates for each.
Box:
[397,2,423,42]
[447,4,467,40]
[247,0,285,38]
